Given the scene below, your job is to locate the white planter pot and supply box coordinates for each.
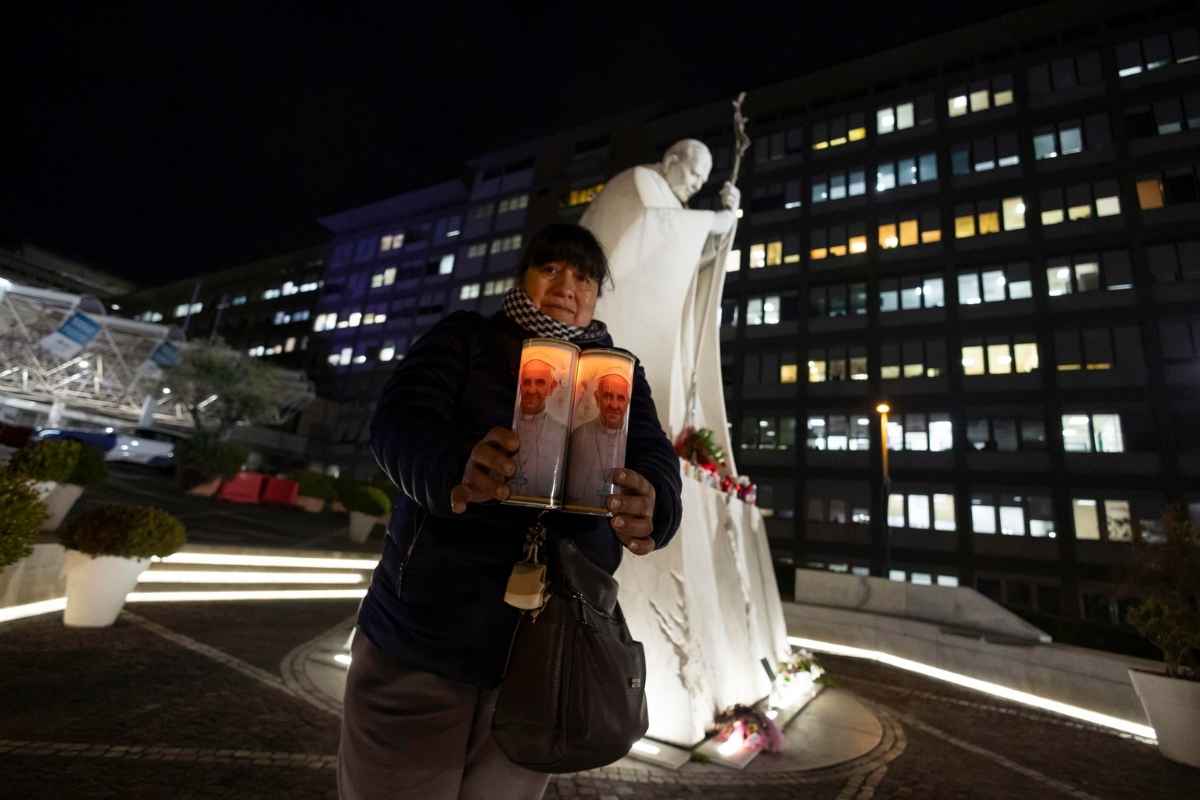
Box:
[31,480,58,501]
[348,511,376,543]
[41,483,84,531]
[61,549,149,627]
[1129,667,1200,768]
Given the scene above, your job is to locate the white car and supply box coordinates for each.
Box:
[108,427,181,467]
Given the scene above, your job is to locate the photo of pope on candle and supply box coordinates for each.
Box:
[505,338,578,508]
[564,349,635,514]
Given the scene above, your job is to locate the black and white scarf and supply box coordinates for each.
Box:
[501,287,609,344]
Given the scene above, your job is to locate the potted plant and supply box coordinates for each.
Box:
[176,435,248,496]
[41,444,108,531]
[289,469,336,513]
[0,469,49,569]
[340,482,392,544]
[7,438,81,501]
[58,504,186,627]
[1125,507,1200,768]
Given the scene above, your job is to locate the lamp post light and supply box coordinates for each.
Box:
[876,402,892,576]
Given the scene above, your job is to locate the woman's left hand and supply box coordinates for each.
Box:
[607,469,656,556]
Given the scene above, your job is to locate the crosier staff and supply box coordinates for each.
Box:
[683,93,751,453]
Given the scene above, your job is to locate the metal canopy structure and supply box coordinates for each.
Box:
[0,279,312,429]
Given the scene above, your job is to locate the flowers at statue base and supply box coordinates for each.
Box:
[768,649,826,709]
[673,426,756,504]
[707,704,784,755]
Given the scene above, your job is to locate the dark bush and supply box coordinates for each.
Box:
[66,445,109,487]
[0,471,49,567]
[8,439,82,483]
[59,504,186,559]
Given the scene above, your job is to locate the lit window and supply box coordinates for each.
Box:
[948,94,968,117]
[848,234,868,253]
[1002,197,1026,230]
[808,358,827,383]
[231,295,247,305]
[780,363,798,383]
[1072,498,1100,540]
[380,343,395,362]
[725,249,741,272]
[749,244,766,269]
[961,345,985,375]
[955,214,976,238]
[347,312,362,327]
[381,233,405,252]
[1137,178,1165,210]
[460,283,480,300]
[568,183,605,207]
[766,241,782,266]
[439,254,455,275]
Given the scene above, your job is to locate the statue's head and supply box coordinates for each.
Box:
[660,139,712,205]
[520,358,559,415]
[593,373,630,430]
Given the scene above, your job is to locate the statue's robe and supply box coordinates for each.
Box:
[581,166,737,473]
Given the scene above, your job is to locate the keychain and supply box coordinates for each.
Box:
[504,515,549,618]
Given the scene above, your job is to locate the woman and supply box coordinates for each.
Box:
[338,223,683,800]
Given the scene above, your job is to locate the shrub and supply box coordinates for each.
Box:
[340,483,392,517]
[289,470,337,500]
[176,435,248,479]
[369,475,399,503]
[59,504,186,559]
[1126,507,1200,681]
[8,439,82,483]
[66,445,109,487]
[0,471,49,567]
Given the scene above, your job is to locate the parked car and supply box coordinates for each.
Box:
[36,426,183,469]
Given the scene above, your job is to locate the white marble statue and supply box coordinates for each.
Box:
[581,140,791,747]
[581,139,740,475]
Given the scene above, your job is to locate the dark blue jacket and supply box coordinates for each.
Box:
[358,310,683,687]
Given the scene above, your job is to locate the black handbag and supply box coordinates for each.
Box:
[492,530,649,773]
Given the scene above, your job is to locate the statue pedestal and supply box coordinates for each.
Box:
[615,471,790,747]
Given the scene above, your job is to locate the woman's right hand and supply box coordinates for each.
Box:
[450,427,520,514]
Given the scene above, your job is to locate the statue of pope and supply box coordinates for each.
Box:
[581,139,741,474]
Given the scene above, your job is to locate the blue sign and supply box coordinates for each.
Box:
[150,341,180,369]
[39,311,102,360]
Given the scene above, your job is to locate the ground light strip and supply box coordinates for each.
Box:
[153,552,379,570]
[138,571,364,584]
[126,589,367,602]
[788,635,1156,741]
[0,597,67,623]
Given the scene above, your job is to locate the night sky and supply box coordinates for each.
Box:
[4,2,1043,286]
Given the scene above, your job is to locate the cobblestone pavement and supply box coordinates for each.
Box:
[2,601,1198,799]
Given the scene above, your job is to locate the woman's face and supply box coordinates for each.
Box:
[523,261,599,327]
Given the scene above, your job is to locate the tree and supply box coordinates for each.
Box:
[1126,507,1200,680]
[166,341,313,442]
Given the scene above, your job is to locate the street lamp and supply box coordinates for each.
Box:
[876,402,892,576]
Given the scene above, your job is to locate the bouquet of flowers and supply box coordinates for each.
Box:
[673,426,757,505]
[768,649,825,709]
[708,704,784,754]
[673,426,725,470]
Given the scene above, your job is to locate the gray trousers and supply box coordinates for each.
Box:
[337,631,549,800]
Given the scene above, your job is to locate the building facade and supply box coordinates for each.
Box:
[118,246,328,373]
[306,0,1199,636]
[0,243,135,299]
